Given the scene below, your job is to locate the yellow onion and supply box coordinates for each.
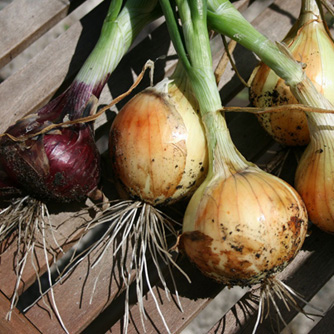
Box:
[249,0,334,146]
[109,73,208,206]
[180,115,308,285]
[106,67,208,332]
[157,1,312,329]
[295,112,334,234]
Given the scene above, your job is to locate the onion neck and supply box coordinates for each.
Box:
[160,0,250,178]
[300,0,320,20]
[203,111,251,178]
[70,0,159,118]
[306,111,334,144]
[76,0,158,90]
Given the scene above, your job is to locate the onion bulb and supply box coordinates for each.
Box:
[295,112,334,234]
[0,97,101,203]
[290,0,334,234]
[180,162,307,286]
[158,1,311,329]
[179,112,308,286]
[249,0,334,146]
[81,63,208,334]
[110,70,208,205]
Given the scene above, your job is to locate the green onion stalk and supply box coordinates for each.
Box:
[207,0,333,110]
[0,0,159,329]
[208,0,334,235]
[160,0,313,331]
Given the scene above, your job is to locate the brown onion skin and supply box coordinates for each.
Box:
[110,87,207,206]
[180,167,308,286]
[249,3,334,147]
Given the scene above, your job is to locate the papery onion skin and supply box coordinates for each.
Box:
[180,167,308,286]
[295,117,334,234]
[110,85,208,206]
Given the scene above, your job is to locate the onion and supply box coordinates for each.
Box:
[249,0,334,146]
[0,0,159,203]
[181,162,307,285]
[110,68,208,205]
[0,97,101,203]
[295,110,334,234]
[0,0,159,325]
[160,0,310,330]
[292,2,334,234]
[79,62,208,334]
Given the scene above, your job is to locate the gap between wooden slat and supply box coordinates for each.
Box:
[0,290,41,334]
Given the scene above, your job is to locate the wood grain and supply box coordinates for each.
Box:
[309,305,334,334]
[0,291,41,334]
[0,0,88,69]
[0,0,110,133]
[1,0,68,68]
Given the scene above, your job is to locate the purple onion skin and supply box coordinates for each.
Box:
[0,81,103,203]
[7,80,108,138]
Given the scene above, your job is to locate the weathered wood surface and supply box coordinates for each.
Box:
[309,304,334,334]
[0,291,40,334]
[0,0,334,333]
[0,0,86,69]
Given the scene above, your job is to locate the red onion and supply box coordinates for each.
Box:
[0,0,159,203]
[0,0,160,325]
[0,97,101,203]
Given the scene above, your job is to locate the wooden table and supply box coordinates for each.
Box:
[0,0,334,333]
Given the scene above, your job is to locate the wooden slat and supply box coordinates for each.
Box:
[309,305,334,334]
[23,240,120,334]
[0,291,40,334]
[0,0,86,69]
[0,0,110,133]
